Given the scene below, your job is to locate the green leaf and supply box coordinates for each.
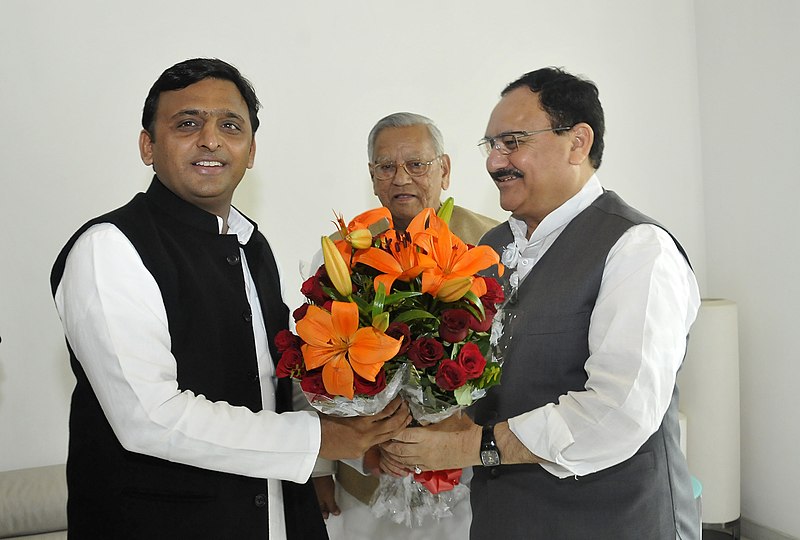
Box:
[349,292,371,315]
[393,309,438,324]
[372,282,386,319]
[385,291,423,305]
[474,362,502,390]
[454,384,474,406]
[320,284,345,302]
[462,290,485,319]
[437,197,455,224]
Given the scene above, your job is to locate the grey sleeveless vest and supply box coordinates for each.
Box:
[470,191,698,540]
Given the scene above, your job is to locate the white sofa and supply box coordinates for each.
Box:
[0,464,67,539]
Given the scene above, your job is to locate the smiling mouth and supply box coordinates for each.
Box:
[193,160,224,167]
[491,169,523,183]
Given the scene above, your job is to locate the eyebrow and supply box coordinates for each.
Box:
[171,109,246,123]
[482,130,529,139]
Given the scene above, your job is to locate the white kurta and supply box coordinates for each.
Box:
[54,208,321,540]
[503,175,701,478]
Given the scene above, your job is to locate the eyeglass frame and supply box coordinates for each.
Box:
[477,126,573,157]
[369,155,443,181]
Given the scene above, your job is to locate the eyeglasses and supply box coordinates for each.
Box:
[370,156,441,181]
[478,127,572,157]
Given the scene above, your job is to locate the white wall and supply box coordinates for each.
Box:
[5,0,792,537]
[695,2,800,537]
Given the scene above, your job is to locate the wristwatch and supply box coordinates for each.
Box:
[480,424,501,466]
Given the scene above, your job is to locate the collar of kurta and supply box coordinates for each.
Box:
[145,175,256,244]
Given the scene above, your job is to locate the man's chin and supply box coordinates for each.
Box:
[389,204,422,220]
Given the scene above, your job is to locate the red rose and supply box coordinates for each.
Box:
[293,303,310,322]
[469,305,496,332]
[353,369,387,396]
[300,369,330,397]
[481,277,505,307]
[275,329,300,353]
[300,274,327,305]
[386,322,411,355]
[456,342,487,379]
[407,337,445,369]
[439,309,471,343]
[276,348,304,379]
[435,359,467,391]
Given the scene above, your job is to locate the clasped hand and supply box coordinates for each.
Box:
[318,396,411,460]
[379,412,480,476]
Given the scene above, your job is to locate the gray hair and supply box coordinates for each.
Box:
[367,112,445,161]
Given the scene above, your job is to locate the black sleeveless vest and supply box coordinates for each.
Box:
[50,178,326,539]
[470,191,699,540]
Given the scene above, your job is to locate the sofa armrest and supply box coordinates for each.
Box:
[0,464,67,538]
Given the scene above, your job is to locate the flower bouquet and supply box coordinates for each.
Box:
[275,199,504,527]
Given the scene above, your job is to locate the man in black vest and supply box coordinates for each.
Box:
[50,58,409,540]
[382,67,701,539]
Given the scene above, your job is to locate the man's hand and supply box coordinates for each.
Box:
[382,418,543,472]
[363,445,382,476]
[380,413,482,472]
[312,475,340,520]
[318,396,411,460]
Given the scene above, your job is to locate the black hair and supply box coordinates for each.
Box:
[503,67,605,169]
[141,58,260,140]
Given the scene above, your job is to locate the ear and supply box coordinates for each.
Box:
[139,130,154,166]
[247,138,256,169]
[369,164,379,195]
[568,123,594,166]
[439,154,451,191]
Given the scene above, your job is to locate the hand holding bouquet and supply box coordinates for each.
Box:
[276,199,505,526]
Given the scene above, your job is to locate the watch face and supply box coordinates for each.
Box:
[481,449,501,467]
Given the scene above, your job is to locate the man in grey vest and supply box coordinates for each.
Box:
[382,67,701,539]
[50,58,410,540]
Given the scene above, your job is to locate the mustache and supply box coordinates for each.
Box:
[489,168,524,182]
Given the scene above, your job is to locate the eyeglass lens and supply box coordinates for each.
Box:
[372,159,434,180]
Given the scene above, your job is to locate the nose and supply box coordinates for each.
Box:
[391,165,413,185]
[486,146,509,172]
[198,123,221,151]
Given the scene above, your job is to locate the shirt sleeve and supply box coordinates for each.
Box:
[54,223,321,482]
[507,224,700,477]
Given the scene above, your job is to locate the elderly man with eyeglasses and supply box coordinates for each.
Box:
[381,68,702,540]
[312,112,499,540]
[366,112,499,244]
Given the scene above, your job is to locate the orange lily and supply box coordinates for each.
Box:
[412,209,502,301]
[347,207,393,233]
[296,301,401,399]
[331,207,394,263]
[354,229,436,294]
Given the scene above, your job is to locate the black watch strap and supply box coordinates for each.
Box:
[480,424,501,466]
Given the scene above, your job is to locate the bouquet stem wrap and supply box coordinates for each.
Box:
[369,379,477,527]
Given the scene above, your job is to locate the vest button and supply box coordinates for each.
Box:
[243,309,252,322]
[253,493,267,507]
[490,468,500,478]
[227,254,241,265]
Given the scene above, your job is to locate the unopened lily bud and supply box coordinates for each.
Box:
[437,277,473,302]
[321,236,352,297]
[346,228,373,249]
[437,197,455,225]
[372,312,390,332]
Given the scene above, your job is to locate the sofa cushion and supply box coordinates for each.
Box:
[0,464,67,538]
